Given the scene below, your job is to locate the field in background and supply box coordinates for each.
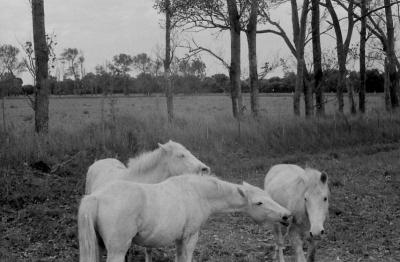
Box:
[2,93,386,130]
[1,94,400,261]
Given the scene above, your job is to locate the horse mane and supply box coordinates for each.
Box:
[126,147,163,175]
[175,174,235,198]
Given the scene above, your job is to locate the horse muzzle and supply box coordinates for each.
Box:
[199,166,211,175]
[309,228,325,240]
[279,214,293,227]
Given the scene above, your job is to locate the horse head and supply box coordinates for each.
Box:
[238,182,292,225]
[158,140,210,176]
[304,169,330,238]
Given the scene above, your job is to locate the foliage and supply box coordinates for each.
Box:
[132,53,151,74]
[0,44,24,78]
[60,48,83,80]
[21,33,57,84]
[109,53,133,75]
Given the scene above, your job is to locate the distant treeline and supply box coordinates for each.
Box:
[1,69,385,96]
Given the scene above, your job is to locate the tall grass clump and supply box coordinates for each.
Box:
[1,112,400,172]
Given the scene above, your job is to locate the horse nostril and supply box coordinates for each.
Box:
[282,216,288,221]
[201,167,210,173]
[321,230,325,235]
[309,232,313,237]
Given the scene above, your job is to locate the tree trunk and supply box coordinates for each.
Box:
[227,0,242,119]
[1,89,6,132]
[246,0,259,118]
[384,0,399,109]
[326,0,355,114]
[123,75,129,96]
[164,0,174,122]
[32,0,49,133]
[384,59,391,111]
[303,71,313,116]
[293,59,303,116]
[311,0,324,116]
[291,0,310,116]
[359,0,367,113]
[347,79,356,114]
[337,63,345,113]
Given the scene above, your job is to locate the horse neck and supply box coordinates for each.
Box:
[127,149,169,183]
[200,180,247,213]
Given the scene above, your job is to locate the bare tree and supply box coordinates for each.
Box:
[259,0,311,116]
[20,33,56,107]
[342,0,400,110]
[227,0,244,118]
[165,0,174,122]
[384,0,399,108]
[246,0,259,117]
[311,0,325,115]
[359,0,367,113]
[324,0,356,114]
[172,0,255,118]
[31,0,49,133]
[155,0,181,122]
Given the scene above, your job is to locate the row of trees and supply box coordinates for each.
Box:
[2,0,400,132]
[155,0,400,120]
[3,69,388,96]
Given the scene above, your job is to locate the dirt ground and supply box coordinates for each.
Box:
[1,142,399,261]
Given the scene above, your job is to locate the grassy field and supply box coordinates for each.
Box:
[1,93,386,130]
[1,94,400,261]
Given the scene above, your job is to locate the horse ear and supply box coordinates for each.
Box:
[237,187,246,198]
[158,143,168,152]
[242,181,251,187]
[320,172,328,184]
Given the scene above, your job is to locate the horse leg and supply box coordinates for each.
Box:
[124,245,133,262]
[184,232,199,262]
[104,228,137,262]
[175,232,199,262]
[106,253,126,262]
[145,248,153,262]
[288,226,306,262]
[306,238,317,262]
[106,242,132,262]
[272,223,285,262]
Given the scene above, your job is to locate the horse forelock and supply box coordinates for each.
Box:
[127,147,164,175]
[164,140,187,153]
[304,168,329,193]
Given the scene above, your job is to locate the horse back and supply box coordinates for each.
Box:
[85,158,127,194]
[264,164,307,220]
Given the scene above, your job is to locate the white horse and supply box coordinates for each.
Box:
[264,164,329,262]
[85,140,210,194]
[78,174,292,262]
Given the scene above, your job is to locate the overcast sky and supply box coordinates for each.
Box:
[1,0,304,85]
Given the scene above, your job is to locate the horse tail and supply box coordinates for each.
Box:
[78,195,99,262]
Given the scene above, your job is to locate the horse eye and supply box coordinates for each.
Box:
[304,198,307,201]
[324,197,328,202]
[255,202,263,206]
[179,154,185,158]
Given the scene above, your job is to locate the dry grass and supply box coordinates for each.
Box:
[1,94,400,261]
